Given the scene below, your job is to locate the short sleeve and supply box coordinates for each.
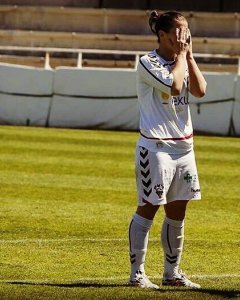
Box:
[137,54,173,95]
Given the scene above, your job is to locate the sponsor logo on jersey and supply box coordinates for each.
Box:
[172,96,189,105]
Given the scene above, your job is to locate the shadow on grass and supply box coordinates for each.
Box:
[6,281,129,288]
[193,288,240,299]
[5,281,240,298]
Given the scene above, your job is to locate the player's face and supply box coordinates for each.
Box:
[161,19,189,53]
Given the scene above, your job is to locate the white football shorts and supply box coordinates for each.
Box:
[135,146,201,206]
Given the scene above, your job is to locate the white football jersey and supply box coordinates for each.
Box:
[136,49,194,154]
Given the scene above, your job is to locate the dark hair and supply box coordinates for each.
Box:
[149,10,185,42]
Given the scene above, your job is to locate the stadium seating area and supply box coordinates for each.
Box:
[0,1,239,71]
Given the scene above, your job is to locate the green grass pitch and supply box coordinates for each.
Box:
[0,125,239,300]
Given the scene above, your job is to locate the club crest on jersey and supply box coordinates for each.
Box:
[161,92,171,101]
[154,184,164,198]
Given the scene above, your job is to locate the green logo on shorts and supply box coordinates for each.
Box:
[184,172,192,183]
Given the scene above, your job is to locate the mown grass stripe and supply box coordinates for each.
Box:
[0,238,239,244]
[0,171,135,190]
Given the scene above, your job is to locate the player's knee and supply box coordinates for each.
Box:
[164,200,188,220]
[136,203,160,220]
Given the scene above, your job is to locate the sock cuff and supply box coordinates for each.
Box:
[164,217,184,228]
[133,213,153,229]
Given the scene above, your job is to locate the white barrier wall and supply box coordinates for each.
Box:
[189,73,236,135]
[0,64,53,126]
[233,76,240,135]
[0,63,239,136]
[48,67,139,129]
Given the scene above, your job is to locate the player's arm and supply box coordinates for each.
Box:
[171,53,187,96]
[171,28,188,96]
[186,29,207,98]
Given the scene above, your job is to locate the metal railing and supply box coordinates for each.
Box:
[0,46,239,74]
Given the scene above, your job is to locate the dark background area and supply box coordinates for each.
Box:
[0,0,240,12]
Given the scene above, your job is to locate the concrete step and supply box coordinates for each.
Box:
[0,6,239,38]
[0,30,239,55]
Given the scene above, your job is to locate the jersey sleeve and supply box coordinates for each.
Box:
[137,54,173,95]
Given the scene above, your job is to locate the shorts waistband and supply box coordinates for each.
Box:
[140,131,193,141]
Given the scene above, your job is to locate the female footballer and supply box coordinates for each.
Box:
[128,10,207,289]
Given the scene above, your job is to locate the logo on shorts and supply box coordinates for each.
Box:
[184,172,192,183]
[191,188,201,193]
[154,184,164,198]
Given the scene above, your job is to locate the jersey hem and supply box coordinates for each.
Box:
[140,131,193,141]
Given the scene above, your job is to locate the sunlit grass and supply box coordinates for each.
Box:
[0,126,239,299]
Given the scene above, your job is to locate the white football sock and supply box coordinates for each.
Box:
[129,213,153,279]
[161,217,184,278]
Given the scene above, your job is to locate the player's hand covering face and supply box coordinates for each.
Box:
[166,20,190,55]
